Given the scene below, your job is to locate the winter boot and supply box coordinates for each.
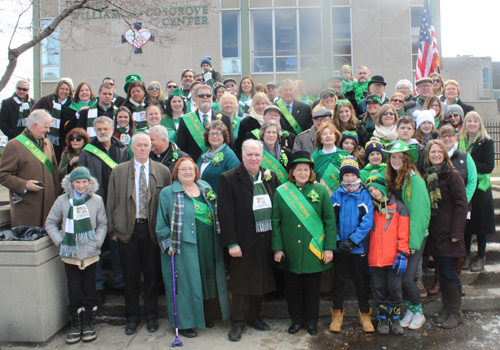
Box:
[376,305,390,335]
[457,257,465,296]
[427,267,440,295]
[82,306,97,342]
[358,308,374,332]
[329,308,344,333]
[462,255,471,270]
[389,306,404,335]
[66,308,83,344]
[435,277,450,324]
[442,283,463,329]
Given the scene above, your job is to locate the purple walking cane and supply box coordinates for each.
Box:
[171,253,183,347]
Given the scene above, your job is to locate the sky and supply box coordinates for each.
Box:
[0,0,498,100]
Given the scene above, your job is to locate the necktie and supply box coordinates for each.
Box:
[139,165,147,218]
[287,105,292,113]
[203,114,209,128]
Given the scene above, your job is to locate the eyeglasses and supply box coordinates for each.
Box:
[392,99,404,104]
[149,86,160,90]
[167,85,177,89]
[69,136,83,142]
[433,79,442,83]
[197,94,212,98]
[382,112,395,116]
[439,134,455,139]
[208,131,223,137]
[17,87,29,91]
[322,94,336,99]
[196,78,204,82]
[226,83,235,87]
[419,84,432,89]
[449,113,461,119]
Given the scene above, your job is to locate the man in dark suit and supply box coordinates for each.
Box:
[218,139,280,342]
[176,84,234,161]
[275,79,312,136]
[0,80,35,139]
[107,132,172,335]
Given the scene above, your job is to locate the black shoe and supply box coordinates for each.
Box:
[146,319,158,333]
[288,324,301,334]
[427,260,436,272]
[307,325,318,335]
[66,310,83,344]
[125,321,139,335]
[252,318,270,331]
[205,319,215,328]
[228,326,242,342]
[96,289,105,305]
[179,328,197,338]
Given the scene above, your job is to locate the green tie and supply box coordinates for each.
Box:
[203,114,209,128]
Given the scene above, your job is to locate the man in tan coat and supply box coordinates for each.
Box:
[0,109,59,227]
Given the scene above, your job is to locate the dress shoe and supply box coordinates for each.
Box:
[125,321,139,335]
[228,326,242,341]
[179,328,197,338]
[288,324,301,334]
[96,289,105,305]
[252,318,270,331]
[205,319,215,328]
[307,325,318,335]
[146,319,158,333]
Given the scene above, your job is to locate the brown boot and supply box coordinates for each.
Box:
[415,278,428,298]
[329,309,344,333]
[427,268,440,295]
[358,309,375,333]
[457,257,465,296]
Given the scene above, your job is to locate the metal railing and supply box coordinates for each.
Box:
[485,123,500,165]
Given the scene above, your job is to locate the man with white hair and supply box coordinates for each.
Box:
[0,109,59,227]
[0,79,35,139]
[218,139,281,342]
[276,79,312,136]
[107,132,171,335]
[148,125,190,172]
[78,116,129,304]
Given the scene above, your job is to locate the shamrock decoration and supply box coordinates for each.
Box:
[336,99,350,105]
[216,113,222,120]
[282,131,289,138]
[232,119,238,129]
[373,95,382,105]
[307,189,320,203]
[338,154,347,162]
[206,189,216,201]
[212,152,224,165]
[263,169,272,181]
[172,149,179,161]
[280,150,288,167]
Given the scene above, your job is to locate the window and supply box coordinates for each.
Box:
[221,11,241,74]
[410,6,424,79]
[40,19,60,82]
[483,66,490,91]
[331,6,352,71]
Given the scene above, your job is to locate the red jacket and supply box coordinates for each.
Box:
[368,195,410,267]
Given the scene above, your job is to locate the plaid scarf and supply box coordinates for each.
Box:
[425,163,444,216]
[60,194,96,257]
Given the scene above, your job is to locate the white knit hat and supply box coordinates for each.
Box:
[414,110,436,129]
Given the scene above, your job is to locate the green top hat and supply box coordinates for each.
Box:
[289,151,315,168]
[124,74,142,94]
[383,141,418,163]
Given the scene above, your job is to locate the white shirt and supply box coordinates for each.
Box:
[200,161,210,176]
[322,146,337,154]
[134,158,150,218]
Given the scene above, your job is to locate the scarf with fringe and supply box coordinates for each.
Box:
[61,194,96,257]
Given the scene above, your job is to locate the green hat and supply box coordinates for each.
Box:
[319,87,336,99]
[328,74,342,81]
[366,173,388,198]
[124,74,142,94]
[289,151,314,168]
[169,88,184,98]
[383,141,418,163]
[70,167,91,182]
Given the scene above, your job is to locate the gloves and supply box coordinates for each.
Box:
[392,254,408,276]
[338,239,355,255]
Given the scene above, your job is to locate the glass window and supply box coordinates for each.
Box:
[483,66,490,90]
[251,10,273,57]
[333,56,352,71]
[275,9,297,57]
[299,8,322,55]
[332,7,351,55]
[40,19,60,82]
[221,11,239,58]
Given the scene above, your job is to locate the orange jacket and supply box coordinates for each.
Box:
[368,195,410,267]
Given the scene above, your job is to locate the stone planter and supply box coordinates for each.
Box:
[0,236,68,342]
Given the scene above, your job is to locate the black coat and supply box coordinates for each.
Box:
[457,99,475,117]
[218,163,280,295]
[465,138,495,236]
[149,142,190,173]
[176,109,234,161]
[426,164,467,258]
[275,99,312,136]
[0,95,35,139]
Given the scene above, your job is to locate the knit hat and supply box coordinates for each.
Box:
[70,167,91,182]
[339,131,359,148]
[339,156,360,179]
[124,74,142,94]
[414,109,436,129]
[200,56,212,68]
[365,140,384,162]
[169,88,184,98]
[365,173,388,198]
[446,104,464,119]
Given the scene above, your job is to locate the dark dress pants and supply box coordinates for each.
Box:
[231,294,264,327]
[118,222,161,323]
[283,270,322,327]
[65,262,98,314]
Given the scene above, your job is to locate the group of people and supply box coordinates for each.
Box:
[0,60,495,343]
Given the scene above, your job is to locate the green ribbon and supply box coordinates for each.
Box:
[251,128,260,140]
[182,111,209,152]
[15,134,53,174]
[83,143,118,169]
[261,150,287,183]
[277,99,303,134]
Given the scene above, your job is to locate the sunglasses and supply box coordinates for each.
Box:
[226,83,236,87]
[197,94,212,98]
[322,94,336,99]
[450,113,461,118]
[382,112,395,116]
[69,136,83,142]
[17,87,29,91]
[149,86,160,90]
[433,79,442,83]
[392,99,403,104]
[167,85,177,89]
[196,78,204,82]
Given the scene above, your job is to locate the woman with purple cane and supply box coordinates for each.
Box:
[156,158,230,340]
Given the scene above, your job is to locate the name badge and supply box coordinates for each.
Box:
[253,194,272,211]
[53,102,62,110]
[51,117,61,128]
[74,204,90,220]
[134,111,147,122]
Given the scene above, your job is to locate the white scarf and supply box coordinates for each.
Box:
[249,108,265,125]
[373,124,398,142]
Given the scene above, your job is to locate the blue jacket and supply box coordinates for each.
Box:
[331,184,374,254]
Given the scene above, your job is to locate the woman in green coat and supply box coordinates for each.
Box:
[156,158,230,339]
[272,151,336,336]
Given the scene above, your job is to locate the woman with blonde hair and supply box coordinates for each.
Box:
[312,88,337,114]
[147,81,167,112]
[390,92,406,118]
[372,104,399,146]
[423,95,445,128]
[334,100,369,146]
[430,72,444,97]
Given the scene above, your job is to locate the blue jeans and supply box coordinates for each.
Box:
[96,238,124,290]
[434,256,461,285]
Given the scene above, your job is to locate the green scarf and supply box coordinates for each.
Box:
[47,95,64,146]
[61,195,96,258]
[68,99,96,112]
[354,80,369,102]
[425,163,444,216]
[23,128,44,150]
[13,94,31,127]
[130,99,147,130]
[250,171,273,233]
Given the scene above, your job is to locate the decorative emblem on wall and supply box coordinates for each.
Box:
[121,22,155,53]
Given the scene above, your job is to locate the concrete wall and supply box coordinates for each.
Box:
[469,101,500,123]
[441,57,491,102]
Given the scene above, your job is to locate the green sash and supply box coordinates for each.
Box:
[277,182,325,259]
[83,144,118,169]
[16,134,53,174]
[182,112,209,152]
[262,150,287,183]
[192,197,214,226]
[277,99,302,134]
[251,129,260,140]
[322,161,341,193]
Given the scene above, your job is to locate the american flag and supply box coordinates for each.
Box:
[415,0,440,80]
